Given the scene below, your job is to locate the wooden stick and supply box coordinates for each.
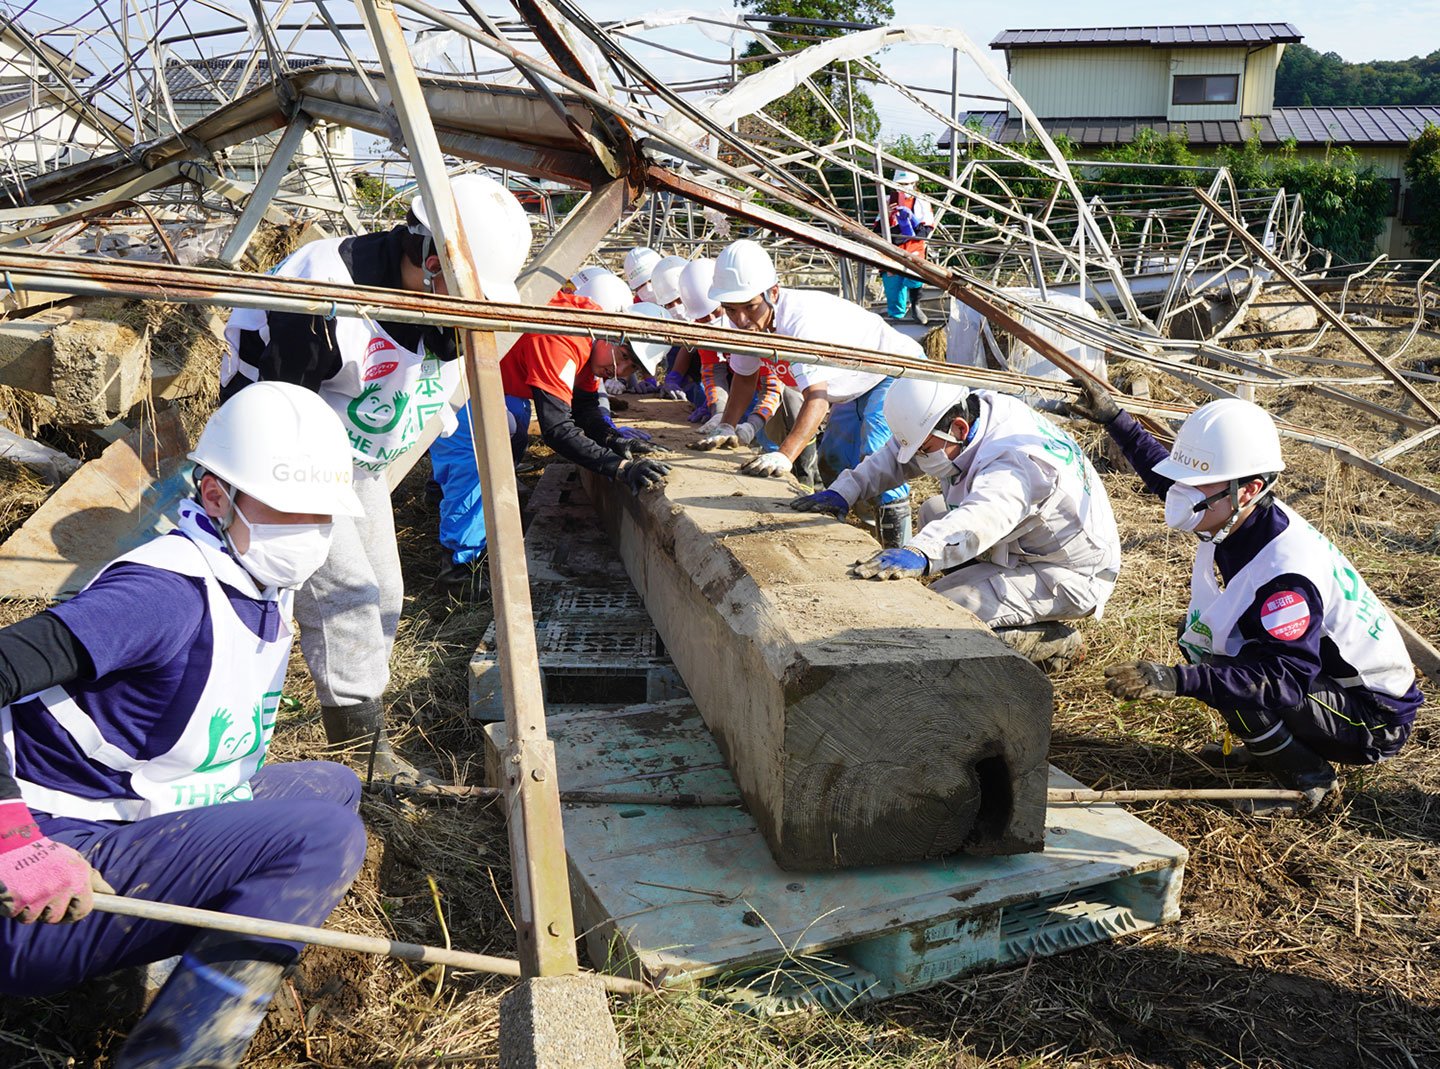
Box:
[1048,788,1308,804]
[89,893,649,997]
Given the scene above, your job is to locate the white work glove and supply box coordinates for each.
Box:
[740,451,792,478]
[698,411,727,434]
[692,423,738,450]
[603,377,626,398]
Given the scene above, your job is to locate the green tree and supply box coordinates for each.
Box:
[736,0,895,146]
[1275,43,1440,107]
[1218,135,1390,262]
[1404,124,1440,259]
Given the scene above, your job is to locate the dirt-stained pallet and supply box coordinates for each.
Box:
[468,463,686,720]
[483,700,1189,1015]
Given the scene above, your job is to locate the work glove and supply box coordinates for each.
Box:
[1103,661,1179,700]
[0,800,112,924]
[892,206,917,239]
[1063,378,1122,426]
[600,410,653,443]
[603,377,626,398]
[734,415,765,446]
[692,423,738,450]
[740,451,792,478]
[619,458,670,493]
[613,437,660,460]
[850,546,928,580]
[661,371,689,401]
[632,375,660,395]
[789,489,850,518]
[687,402,713,424]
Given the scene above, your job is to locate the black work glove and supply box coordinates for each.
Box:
[1063,378,1122,426]
[618,458,670,493]
[613,437,661,460]
[1103,661,1178,700]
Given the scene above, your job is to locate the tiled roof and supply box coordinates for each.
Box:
[991,24,1302,50]
[160,56,331,103]
[940,107,1440,148]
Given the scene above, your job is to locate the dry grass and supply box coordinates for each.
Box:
[1,324,1438,1068]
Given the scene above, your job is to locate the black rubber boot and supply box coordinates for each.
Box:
[114,937,287,1069]
[1196,740,1257,771]
[876,500,913,548]
[1232,740,1338,817]
[433,553,488,603]
[321,700,448,795]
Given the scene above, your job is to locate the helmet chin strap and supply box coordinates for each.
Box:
[1198,476,1272,545]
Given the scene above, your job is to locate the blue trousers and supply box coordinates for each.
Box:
[819,379,909,506]
[882,273,924,318]
[0,762,366,997]
[430,397,532,564]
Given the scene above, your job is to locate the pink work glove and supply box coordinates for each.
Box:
[0,799,111,923]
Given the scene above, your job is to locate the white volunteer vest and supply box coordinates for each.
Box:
[946,396,1121,607]
[1179,501,1415,698]
[2,533,293,822]
[225,239,460,476]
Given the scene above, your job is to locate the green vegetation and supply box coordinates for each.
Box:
[1404,124,1440,259]
[1275,43,1440,107]
[736,0,895,145]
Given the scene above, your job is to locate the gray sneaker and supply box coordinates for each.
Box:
[995,622,1085,672]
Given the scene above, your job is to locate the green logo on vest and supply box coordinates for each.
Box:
[347,382,411,435]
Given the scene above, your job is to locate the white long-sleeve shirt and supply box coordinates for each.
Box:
[831,392,1122,613]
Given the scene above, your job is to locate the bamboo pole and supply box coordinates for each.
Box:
[1048,788,1308,804]
[89,893,649,996]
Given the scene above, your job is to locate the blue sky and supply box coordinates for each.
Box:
[19,1,1440,141]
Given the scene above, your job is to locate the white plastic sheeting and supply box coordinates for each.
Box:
[946,289,1107,383]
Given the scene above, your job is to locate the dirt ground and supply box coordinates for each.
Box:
[1,321,1438,1068]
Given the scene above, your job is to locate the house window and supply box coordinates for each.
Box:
[1172,75,1239,105]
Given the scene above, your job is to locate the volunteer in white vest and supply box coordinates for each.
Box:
[695,239,917,547]
[222,174,533,791]
[796,378,1120,669]
[1071,384,1422,815]
[0,383,369,1068]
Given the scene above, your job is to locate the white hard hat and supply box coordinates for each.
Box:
[570,265,610,290]
[410,173,532,303]
[650,255,689,307]
[1152,398,1286,485]
[882,377,970,463]
[189,382,364,517]
[623,247,662,290]
[709,240,777,304]
[573,268,632,313]
[624,302,672,375]
[893,169,919,186]
[678,258,719,321]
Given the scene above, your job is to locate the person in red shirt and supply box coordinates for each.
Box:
[429,295,673,593]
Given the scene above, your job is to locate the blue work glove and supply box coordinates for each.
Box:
[632,375,660,395]
[687,401,713,424]
[661,371,688,401]
[893,206,916,238]
[788,489,849,518]
[601,409,653,442]
[849,546,928,580]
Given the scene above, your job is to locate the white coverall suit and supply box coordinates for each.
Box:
[831,392,1122,627]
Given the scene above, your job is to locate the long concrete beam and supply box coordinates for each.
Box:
[579,398,1054,871]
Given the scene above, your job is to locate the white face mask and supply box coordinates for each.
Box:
[914,447,957,480]
[1165,483,1219,532]
[231,501,333,590]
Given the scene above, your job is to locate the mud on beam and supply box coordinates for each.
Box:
[578,396,1055,871]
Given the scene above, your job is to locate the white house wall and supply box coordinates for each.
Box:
[1242,45,1283,117]
[0,102,113,167]
[1006,47,1170,119]
[1165,47,1247,122]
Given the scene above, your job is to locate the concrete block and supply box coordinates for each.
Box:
[579,397,1054,871]
[498,974,624,1069]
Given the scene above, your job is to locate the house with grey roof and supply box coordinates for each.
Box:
[940,23,1436,257]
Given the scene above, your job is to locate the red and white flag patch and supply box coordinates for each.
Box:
[1261,590,1311,641]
